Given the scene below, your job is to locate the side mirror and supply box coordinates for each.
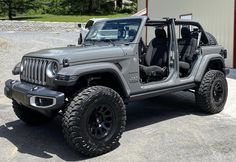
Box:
[78,35,83,45]
[78,24,82,28]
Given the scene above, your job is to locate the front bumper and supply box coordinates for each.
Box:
[4,80,65,110]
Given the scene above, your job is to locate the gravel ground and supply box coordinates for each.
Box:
[0,21,78,32]
[0,32,236,162]
[0,31,78,96]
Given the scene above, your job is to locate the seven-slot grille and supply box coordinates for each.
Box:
[21,57,54,85]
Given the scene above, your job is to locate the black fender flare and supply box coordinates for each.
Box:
[195,54,225,82]
[55,63,131,97]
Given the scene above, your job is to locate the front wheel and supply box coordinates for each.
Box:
[195,70,228,114]
[62,86,126,157]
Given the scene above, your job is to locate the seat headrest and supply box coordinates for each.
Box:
[129,29,137,41]
[155,28,167,39]
[181,27,191,39]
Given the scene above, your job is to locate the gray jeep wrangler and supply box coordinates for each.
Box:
[4,16,229,156]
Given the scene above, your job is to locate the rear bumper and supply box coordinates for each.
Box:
[4,79,65,110]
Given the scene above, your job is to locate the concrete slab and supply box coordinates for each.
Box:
[0,32,236,162]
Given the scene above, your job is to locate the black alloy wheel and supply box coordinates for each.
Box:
[87,104,115,140]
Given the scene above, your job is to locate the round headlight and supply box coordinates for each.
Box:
[46,62,58,78]
[20,62,24,73]
[12,62,24,75]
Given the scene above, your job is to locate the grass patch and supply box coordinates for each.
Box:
[0,13,131,22]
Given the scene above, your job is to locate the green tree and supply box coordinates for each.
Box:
[58,0,114,15]
[0,0,39,20]
[0,0,136,18]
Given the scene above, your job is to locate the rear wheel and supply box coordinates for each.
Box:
[62,86,126,157]
[195,70,228,114]
[13,100,52,125]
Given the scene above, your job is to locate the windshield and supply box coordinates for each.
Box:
[85,18,142,45]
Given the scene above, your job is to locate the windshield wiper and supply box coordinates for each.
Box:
[84,39,96,45]
[91,39,116,46]
[106,39,115,46]
[85,39,118,46]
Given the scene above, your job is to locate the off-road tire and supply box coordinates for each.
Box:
[206,32,218,45]
[195,70,228,114]
[13,100,51,125]
[62,86,126,157]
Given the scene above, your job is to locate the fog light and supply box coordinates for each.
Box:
[30,96,56,108]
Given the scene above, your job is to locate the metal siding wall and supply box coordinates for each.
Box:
[148,0,234,67]
[138,0,146,11]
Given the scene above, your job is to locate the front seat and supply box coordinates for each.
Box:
[140,28,168,81]
[178,27,198,74]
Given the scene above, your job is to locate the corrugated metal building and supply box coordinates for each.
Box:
[138,0,236,68]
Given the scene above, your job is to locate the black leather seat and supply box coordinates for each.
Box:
[140,28,168,81]
[178,27,198,73]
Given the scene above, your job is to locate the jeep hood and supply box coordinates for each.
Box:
[24,46,125,64]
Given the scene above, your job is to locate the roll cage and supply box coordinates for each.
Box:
[145,18,209,45]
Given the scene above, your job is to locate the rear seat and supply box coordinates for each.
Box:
[178,27,198,75]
